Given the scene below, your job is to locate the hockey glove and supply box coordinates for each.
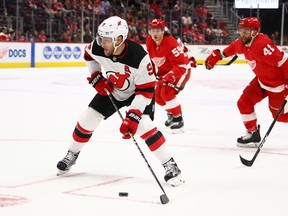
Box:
[189,56,197,68]
[87,71,113,96]
[205,49,222,70]
[120,109,142,139]
[162,71,176,85]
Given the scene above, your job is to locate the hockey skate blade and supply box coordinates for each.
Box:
[57,169,71,176]
[160,194,169,204]
[171,128,184,134]
[167,175,185,187]
[236,142,260,148]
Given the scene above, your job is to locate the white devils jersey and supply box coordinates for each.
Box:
[84,39,156,113]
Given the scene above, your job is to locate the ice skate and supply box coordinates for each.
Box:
[57,150,80,176]
[164,113,173,127]
[237,125,261,148]
[162,158,185,187]
[170,115,184,134]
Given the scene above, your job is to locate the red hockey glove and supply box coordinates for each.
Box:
[189,56,197,68]
[87,71,113,96]
[120,109,142,139]
[205,49,222,70]
[162,71,176,85]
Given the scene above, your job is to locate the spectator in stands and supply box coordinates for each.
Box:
[270,31,280,45]
[128,20,138,37]
[191,24,205,44]
[17,29,27,42]
[218,20,229,37]
[38,29,47,42]
[0,27,10,41]
[44,2,58,16]
[83,27,93,43]
[57,29,71,42]
[26,30,36,42]
[28,0,37,9]
[205,24,216,44]
[72,29,82,43]
[171,28,179,39]
[181,12,192,27]
[195,3,209,18]
[130,34,142,44]
[102,0,111,14]
[139,28,148,43]
[182,33,189,44]
[198,17,209,32]
[0,26,10,42]
[150,0,162,18]
[171,4,180,22]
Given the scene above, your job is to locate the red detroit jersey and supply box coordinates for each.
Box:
[224,34,288,88]
[146,35,189,78]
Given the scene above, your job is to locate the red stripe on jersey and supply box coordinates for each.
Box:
[141,129,166,151]
[84,50,94,61]
[148,135,165,151]
[135,91,154,99]
[135,81,155,99]
[136,81,155,90]
[140,128,157,140]
[76,122,93,133]
[72,132,90,143]
[72,122,93,143]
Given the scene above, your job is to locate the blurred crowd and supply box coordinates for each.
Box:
[0,0,284,45]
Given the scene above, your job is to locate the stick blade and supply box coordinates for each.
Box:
[239,154,254,167]
[160,194,169,205]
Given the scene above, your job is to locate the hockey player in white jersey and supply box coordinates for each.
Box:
[56,16,184,186]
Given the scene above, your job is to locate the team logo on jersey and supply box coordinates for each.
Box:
[106,65,131,91]
[247,59,256,70]
[152,57,166,67]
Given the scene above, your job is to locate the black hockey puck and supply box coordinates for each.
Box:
[119,192,128,197]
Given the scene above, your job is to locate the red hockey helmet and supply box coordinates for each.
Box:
[149,19,165,29]
[238,17,260,30]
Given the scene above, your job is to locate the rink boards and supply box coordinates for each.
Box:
[0,42,287,68]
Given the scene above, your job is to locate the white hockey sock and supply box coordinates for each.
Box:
[69,141,86,153]
[152,144,173,165]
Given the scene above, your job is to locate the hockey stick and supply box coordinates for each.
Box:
[161,81,184,91]
[239,99,287,167]
[199,55,238,66]
[156,77,184,91]
[105,89,169,205]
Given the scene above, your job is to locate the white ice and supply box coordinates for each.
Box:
[0,63,287,216]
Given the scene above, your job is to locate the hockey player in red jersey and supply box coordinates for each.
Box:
[146,19,196,133]
[56,16,184,186]
[205,17,288,148]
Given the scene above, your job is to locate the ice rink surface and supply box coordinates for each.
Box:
[0,63,287,216]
